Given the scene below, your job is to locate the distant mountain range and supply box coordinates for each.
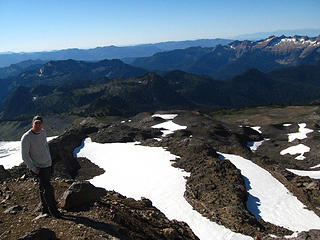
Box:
[0,59,146,102]
[131,35,320,79]
[1,64,320,120]
[0,59,47,79]
[0,39,233,68]
[1,35,320,120]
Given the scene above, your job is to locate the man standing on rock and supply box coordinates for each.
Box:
[21,115,61,218]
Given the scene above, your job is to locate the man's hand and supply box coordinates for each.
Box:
[33,168,40,174]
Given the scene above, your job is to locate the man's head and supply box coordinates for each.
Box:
[32,115,43,133]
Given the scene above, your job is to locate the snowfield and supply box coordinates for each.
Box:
[219,152,320,232]
[77,138,253,240]
[0,140,22,169]
[76,114,253,240]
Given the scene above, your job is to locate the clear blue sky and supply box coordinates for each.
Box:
[0,0,319,52]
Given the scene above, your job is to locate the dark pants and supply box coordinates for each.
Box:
[38,167,59,215]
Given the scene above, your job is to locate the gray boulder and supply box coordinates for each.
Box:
[61,181,107,210]
[18,228,57,240]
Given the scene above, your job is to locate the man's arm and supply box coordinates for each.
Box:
[21,135,37,173]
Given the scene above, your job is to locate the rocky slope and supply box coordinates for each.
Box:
[1,109,320,239]
[0,179,198,240]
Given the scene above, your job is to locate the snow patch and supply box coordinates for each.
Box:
[248,140,264,151]
[151,114,187,137]
[251,126,262,134]
[152,121,187,137]
[287,123,313,142]
[219,152,320,232]
[280,144,310,160]
[310,164,320,169]
[286,169,320,179]
[152,114,178,120]
[77,138,253,240]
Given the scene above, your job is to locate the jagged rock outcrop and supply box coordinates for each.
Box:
[90,123,162,143]
[49,124,99,178]
[96,191,199,240]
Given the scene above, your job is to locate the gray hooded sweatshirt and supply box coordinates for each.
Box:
[21,129,52,172]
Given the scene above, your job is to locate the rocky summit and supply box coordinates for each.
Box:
[1,108,320,239]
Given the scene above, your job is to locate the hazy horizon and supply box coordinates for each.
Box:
[1,0,319,53]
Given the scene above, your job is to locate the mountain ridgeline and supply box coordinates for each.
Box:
[0,58,147,102]
[0,38,233,68]
[131,35,320,79]
[0,35,320,120]
[1,63,320,120]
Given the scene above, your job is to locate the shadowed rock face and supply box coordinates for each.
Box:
[0,165,10,182]
[49,125,99,178]
[61,181,107,210]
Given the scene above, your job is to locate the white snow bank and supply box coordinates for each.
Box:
[152,121,187,137]
[152,113,178,120]
[310,164,320,169]
[219,152,320,232]
[151,114,187,137]
[251,126,262,134]
[286,169,320,180]
[76,138,253,240]
[0,136,58,169]
[287,123,313,142]
[283,123,292,127]
[248,140,264,151]
[280,144,310,160]
[0,140,22,169]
